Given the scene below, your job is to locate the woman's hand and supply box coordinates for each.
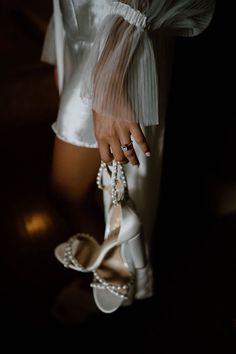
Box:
[91,17,150,167]
[93,111,151,166]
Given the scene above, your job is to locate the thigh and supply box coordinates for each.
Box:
[51,137,100,203]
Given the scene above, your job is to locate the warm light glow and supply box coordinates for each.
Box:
[19,212,53,237]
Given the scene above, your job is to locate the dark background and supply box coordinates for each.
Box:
[0,1,234,353]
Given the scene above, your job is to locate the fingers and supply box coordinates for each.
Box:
[118,130,139,166]
[130,123,151,157]
[110,137,129,164]
[93,110,150,168]
[98,141,113,165]
[99,137,137,166]
[98,125,149,167]
[122,146,139,166]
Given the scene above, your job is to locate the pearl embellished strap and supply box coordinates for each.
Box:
[63,233,93,270]
[110,1,147,29]
[91,270,135,300]
[96,161,129,206]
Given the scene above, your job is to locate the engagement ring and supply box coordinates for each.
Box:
[120,141,133,152]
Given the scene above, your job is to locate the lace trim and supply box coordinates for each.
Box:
[110,1,147,29]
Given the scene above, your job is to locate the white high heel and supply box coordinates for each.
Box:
[90,161,148,313]
[54,162,146,274]
[54,161,149,313]
[54,200,145,273]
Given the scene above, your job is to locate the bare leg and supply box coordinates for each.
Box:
[50,137,103,240]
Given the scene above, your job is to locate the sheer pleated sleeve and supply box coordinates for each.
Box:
[81,0,215,126]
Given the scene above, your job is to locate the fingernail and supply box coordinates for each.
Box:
[145,152,151,157]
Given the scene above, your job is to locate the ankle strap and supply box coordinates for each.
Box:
[96,161,129,205]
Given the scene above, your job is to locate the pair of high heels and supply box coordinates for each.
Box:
[55,161,147,313]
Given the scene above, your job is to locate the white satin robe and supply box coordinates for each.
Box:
[41,0,215,300]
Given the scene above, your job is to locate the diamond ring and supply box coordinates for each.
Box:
[120,141,133,152]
